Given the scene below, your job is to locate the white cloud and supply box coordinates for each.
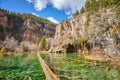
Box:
[26,0,86,15]
[32,13,39,17]
[65,11,71,15]
[26,0,48,11]
[68,15,73,19]
[26,0,32,3]
[34,0,48,11]
[47,17,59,24]
[50,0,86,14]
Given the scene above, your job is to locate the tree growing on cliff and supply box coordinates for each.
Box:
[74,10,79,16]
[20,42,25,52]
[20,42,28,52]
[39,36,46,50]
[80,7,85,13]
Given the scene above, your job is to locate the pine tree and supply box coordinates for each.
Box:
[39,36,46,50]
[80,7,85,13]
[74,10,79,16]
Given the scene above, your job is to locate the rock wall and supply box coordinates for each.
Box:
[51,8,120,55]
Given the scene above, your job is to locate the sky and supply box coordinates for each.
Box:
[0,0,86,23]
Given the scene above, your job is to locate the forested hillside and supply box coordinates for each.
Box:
[81,0,120,26]
[0,8,56,51]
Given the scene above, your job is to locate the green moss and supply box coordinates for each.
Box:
[42,53,120,80]
[74,39,87,46]
[0,53,45,80]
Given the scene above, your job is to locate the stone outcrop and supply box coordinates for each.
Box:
[50,8,120,55]
[49,13,87,53]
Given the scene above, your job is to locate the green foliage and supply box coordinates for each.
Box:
[115,4,120,20]
[20,42,28,52]
[0,47,6,53]
[0,53,45,80]
[83,0,120,28]
[74,39,87,46]
[4,9,56,29]
[74,10,79,16]
[84,0,120,13]
[39,36,46,50]
[112,24,120,37]
[35,38,39,46]
[42,54,120,80]
[20,42,25,50]
[80,7,85,13]
[21,13,56,26]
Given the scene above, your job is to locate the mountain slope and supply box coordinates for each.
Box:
[0,8,56,51]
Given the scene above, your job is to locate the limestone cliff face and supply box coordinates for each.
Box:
[22,19,55,43]
[87,8,119,41]
[70,13,87,39]
[51,8,120,54]
[50,13,87,52]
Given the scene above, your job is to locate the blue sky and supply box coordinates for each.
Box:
[0,0,86,23]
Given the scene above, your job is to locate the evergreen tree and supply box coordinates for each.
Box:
[80,7,85,13]
[39,36,46,50]
[74,10,79,16]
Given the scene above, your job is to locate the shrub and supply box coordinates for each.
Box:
[74,39,87,46]
[0,54,3,58]
[0,47,6,53]
[20,42,28,52]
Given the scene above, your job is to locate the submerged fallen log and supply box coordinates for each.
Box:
[85,54,120,67]
[37,53,59,80]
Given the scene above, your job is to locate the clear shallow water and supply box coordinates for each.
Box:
[41,53,120,80]
[0,53,45,80]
